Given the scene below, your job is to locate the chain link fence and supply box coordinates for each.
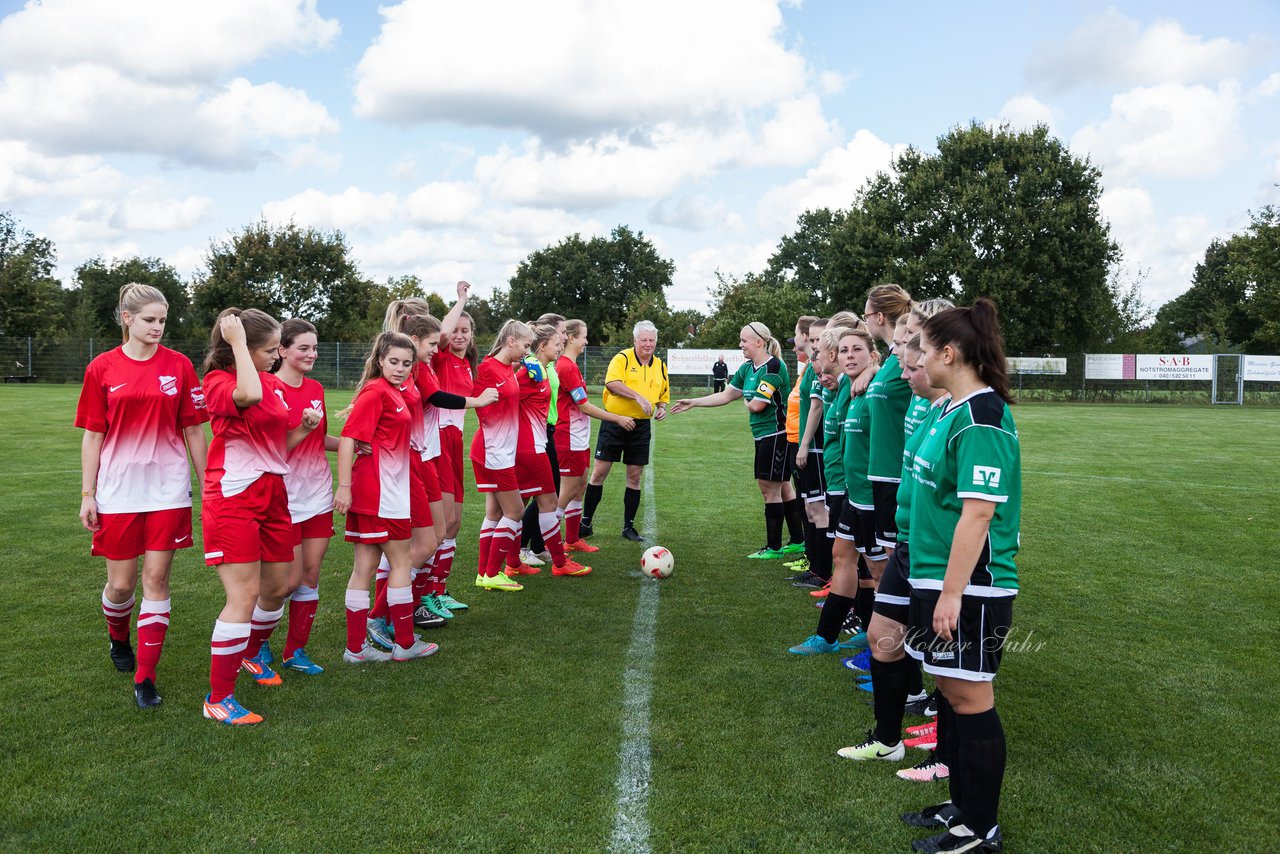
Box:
[3,337,1278,403]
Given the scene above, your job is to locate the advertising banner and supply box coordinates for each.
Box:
[666,349,743,376]
[1007,357,1067,375]
[1135,354,1213,380]
[1084,354,1135,380]
[1243,355,1280,381]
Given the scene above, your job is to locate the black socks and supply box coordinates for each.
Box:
[954,707,1006,837]
[782,497,806,545]
[870,656,914,745]
[853,585,875,627]
[582,482,604,526]
[623,487,641,530]
[764,502,784,550]
[816,592,854,643]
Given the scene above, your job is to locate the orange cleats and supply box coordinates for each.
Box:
[809,583,832,599]
[504,564,542,577]
[567,539,600,553]
[240,656,283,686]
[203,693,263,725]
[552,559,593,577]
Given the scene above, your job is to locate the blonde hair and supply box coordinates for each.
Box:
[398,313,441,340]
[383,298,431,333]
[117,283,168,343]
[866,283,913,324]
[828,310,861,329]
[743,322,783,359]
[487,319,533,357]
[564,319,587,341]
[910,297,955,324]
[536,312,565,327]
[339,332,416,418]
[530,321,560,356]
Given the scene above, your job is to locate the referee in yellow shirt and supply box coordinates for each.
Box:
[580,320,669,542]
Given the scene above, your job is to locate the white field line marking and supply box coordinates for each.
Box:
[610,429,659,854]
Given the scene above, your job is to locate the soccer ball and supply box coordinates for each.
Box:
[640,546,674,579]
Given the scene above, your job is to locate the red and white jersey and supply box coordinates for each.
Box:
[342,378,412,519]
[399,369,425,454]
[414,361,443,462]
[556,355,592,453]
[469,355,520,470]
[432,349,473,431]
[74,345,208,514]
[279,375,333,523]
[203,370,290,499]
[516,359,551,456]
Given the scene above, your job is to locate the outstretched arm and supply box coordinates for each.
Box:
[439,280,471,339]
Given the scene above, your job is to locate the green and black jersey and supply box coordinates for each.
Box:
[908,388,1021,595]
[842,391,874,509]
[731,356,790,439]
[821,376,851,493]
[797,362,824,452]
[866,353,911,483]
[903,394,931,444]
[894,397,947,543]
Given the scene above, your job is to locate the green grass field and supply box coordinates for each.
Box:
[1,385,1276,852]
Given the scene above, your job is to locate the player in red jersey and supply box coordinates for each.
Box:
[201,309,322,726]
[505,321,592,578]
[76,284,209,710]
[469,319,532,592]
[336,332,438,664]
[431,283,480,610]
[261,318,339,676]
[555,319,636,553]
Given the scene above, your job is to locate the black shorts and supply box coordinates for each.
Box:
[871,480,899,549]
[825,491,845,520]
[753,433,792,482]
[872,541,911,624]
[904,588,1015,683]
[594,419,651,466]
[793,448,826,502]
[837,502,885,558]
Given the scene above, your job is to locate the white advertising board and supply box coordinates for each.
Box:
[1135,354,1213,380]
[666,349,742,375]
[1243,355,1280,381]
[1084,354,1132,380]
[1007,357,1067,375]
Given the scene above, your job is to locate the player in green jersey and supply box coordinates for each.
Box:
[671,322,805,559]
[899,300,1020,854]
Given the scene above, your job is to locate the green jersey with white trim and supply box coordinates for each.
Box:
[903,394,930,444]
[821,376,851,493]
[797,362,823,451]
[908,388,1021,594]
[894,397,948,543]
[731,356,790,439]
[866,353,911,482]
[842,391,874,509]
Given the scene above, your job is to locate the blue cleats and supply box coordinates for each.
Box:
[283,648,324,675]
[789,635,842,655]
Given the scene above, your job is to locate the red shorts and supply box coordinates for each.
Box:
[344,511,411,544]
[438,427,465,501]
[556,444,590,478]
[202,474,294,566]
[419,453,443,503]
[515,451,557,497]
[291,511,335,547]
[471,458,519,493]
[92,507,193,560]
[409,456,435,528]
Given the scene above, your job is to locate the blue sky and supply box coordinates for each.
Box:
[1,0,1277,315]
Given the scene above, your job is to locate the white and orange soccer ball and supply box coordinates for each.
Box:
[640,546,674,579]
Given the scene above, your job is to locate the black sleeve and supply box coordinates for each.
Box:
[427,390,468,409]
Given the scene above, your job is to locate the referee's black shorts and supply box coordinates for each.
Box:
[753,433,792,482]
[793,448,826,502]
[594,418,651,466]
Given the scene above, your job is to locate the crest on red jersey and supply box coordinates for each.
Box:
[159,375,178,396]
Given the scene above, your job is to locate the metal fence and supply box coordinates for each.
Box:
[3,337,1278,404]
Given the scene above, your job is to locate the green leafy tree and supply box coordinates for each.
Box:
[71,256,191,341]
[190,220,375,339]
[503,225,676,347]
[1237,206,1280,352]
[0,211,65,339]
[769,123,1122,354]
[694,272,811,349]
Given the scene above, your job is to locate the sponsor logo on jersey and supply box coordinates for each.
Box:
[311,399,323,413]
[275,388,288,407]
[973,466,1002,489]
[932,650,956,662]
[159,375,178,396]
[109,383,128,393]
[395,406,405,413]
[190,386,206,408]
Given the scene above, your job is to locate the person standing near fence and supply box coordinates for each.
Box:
[712,356,729,393]
[76,284,209,710]
[579,320,669,543]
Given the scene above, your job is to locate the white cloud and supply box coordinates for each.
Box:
[1072,82,1243,181]
[0,0,338,82]
[756,130,903,230]
[261,187,400,232]
[111,191,215,232]
[1253,72,1280,99]
[0,141,123,202]
[284,142,342,173]
[751,94,842,167]
[1028,9,1270,90]
[672,240,777,309]
[354,0,809,134]
[995,93,1059,133]
[405,182,483,226]
[649,195,737,232]
[1100,184,1220,305]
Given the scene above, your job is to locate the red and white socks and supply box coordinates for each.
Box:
[477,518,497,576]
[541,511,567,567]
[283,585,319,660]
[102,589,134,642]
[485,517,520,576]
[564,500,583,544]
[344,588,370,654]
[387,586,415,649]
[135,598,170,684]
[247,604,283,659]
[431,538,456,594]
[209,620,250,703]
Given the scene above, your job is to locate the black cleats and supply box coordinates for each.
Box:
[110,639,136,673]
[790,571,826,589]
[901,801,962,830]
[413,605,447,629]
[904,693,934,717]
[134,678,162,709]
[578,521,594,539]
[621,526,644,543]
[911,825,1002,853]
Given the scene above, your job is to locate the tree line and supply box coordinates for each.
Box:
[3,122,1272,355]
